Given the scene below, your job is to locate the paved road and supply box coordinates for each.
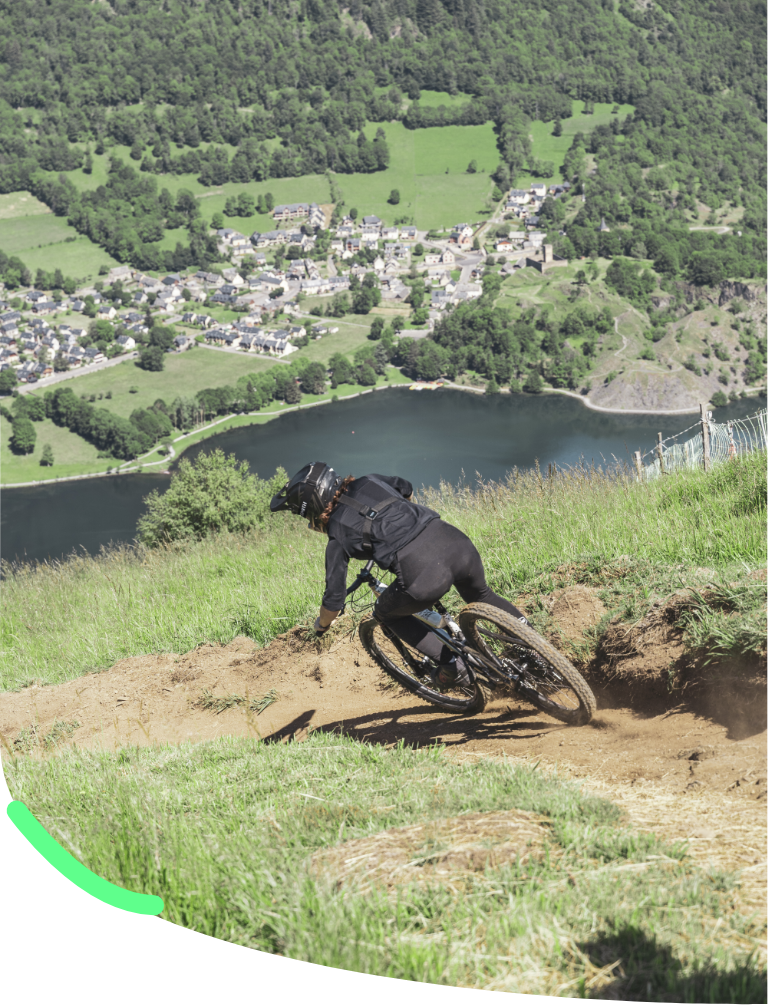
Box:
[16,352,139,395]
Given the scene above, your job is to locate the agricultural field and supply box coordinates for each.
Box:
[333,121,499,229]
[0,192,52,221]
[0,191,119,280]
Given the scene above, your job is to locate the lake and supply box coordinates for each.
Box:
[2,389,764,567]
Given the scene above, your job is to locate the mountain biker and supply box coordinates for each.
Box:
[270,462,528,689]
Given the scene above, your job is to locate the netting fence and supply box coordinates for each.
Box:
[637,408,767,481]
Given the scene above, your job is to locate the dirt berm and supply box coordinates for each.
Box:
[0,586,763,795]
[1,588,765,910]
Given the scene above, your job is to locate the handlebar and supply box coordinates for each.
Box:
[345,559,376,597]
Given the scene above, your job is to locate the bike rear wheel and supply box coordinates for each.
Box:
[359,617,493,715]
[458,603,596,725]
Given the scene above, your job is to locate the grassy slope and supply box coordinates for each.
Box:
[6,732,763,999]
[0,192,52,220]
[2,451,764,692]
[2,453,764,997]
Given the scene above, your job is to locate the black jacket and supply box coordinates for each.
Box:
[322,474,439,610]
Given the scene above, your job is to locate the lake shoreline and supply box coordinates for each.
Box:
[2,379,755,489]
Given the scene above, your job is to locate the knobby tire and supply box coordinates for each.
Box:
[459,603,596,725]
[359,618,493,715]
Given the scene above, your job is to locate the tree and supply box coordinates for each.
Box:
[485,378,500,394]
[301,361,327,394]
[349,207,358,220]
[523,370,544,393]
[388,189,400,205]
[40,443,54,466]
[211,211,224,229]
[283,380,302,404]
[10,415,36,454]
[466,160,477,173]
[553,119,562,137]
[264,192,275,211]
[368,317,385,340]
[237,192,255,216]
[137,449,286,546]
[53,351,69,372]
[328,353,355,386]
[138,345,165,371]
[358,363,377,386]
[0,369,19,394]
[710,390,728,407]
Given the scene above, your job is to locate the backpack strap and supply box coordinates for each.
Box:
[338,494,400,553]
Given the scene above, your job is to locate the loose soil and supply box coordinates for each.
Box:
[1,610,766,913]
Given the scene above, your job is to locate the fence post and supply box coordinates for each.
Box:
[633,450,643,480]
[656,432,665,474]
[728,421,737,459]
[700,402,711,472]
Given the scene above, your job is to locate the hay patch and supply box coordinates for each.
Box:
[311,809,550,893]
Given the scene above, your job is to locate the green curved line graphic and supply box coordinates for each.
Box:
[6,801,164,916]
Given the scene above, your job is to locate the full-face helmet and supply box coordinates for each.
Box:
[270,462,340,523]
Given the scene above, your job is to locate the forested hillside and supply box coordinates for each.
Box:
[0,0,765,275]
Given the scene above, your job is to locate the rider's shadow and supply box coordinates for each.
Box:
[314,704,564,748]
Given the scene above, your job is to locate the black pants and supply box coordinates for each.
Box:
[373,519,526,664]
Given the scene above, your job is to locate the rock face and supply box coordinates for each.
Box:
[652,281,764,311]
[717,280,764,306]
[589,370,701,411]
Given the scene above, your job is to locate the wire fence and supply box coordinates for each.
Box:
[638,408,767,480]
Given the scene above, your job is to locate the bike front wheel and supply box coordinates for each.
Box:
[458,603,596,725]
[359,618,493,715]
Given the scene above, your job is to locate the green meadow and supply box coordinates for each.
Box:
[0,192,52,220]
[0,414,110,483]
[0,191,119,279]
[39,349,279,421]
[515,100,635,189]
[7,731,764,1000]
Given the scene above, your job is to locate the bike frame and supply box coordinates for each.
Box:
[345,560,525,689]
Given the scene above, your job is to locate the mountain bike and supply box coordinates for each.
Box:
[346,560,596,725]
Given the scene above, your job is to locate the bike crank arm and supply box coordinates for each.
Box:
[463,648,524,688]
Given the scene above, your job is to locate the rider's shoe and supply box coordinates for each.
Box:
[430,655,471,690]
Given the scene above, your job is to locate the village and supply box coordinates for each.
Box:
[0,178,570,386]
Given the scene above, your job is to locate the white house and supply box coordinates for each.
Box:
[506,190,531,206]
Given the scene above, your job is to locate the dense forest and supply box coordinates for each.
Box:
[0,0,765,275]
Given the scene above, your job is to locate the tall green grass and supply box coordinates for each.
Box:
[1,453,765,691]
[5,734,764,1000]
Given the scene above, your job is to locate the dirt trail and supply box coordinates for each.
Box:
[1,609,765,909]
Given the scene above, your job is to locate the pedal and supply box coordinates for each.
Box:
[412,657,432,677]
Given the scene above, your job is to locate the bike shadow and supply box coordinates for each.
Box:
[306,703,571,749]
